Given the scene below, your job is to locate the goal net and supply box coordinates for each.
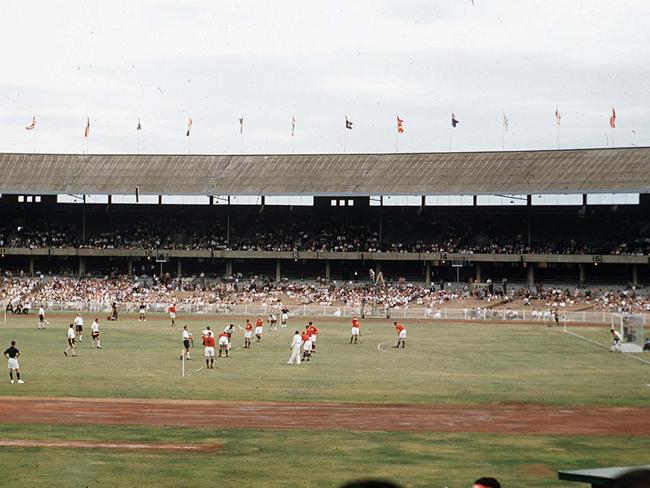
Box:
[611,313,645,353]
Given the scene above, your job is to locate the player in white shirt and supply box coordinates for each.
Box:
[287,330,303,365]
[38,306,47,329]
[74,313,84,342]
[268,313,278,332]
[91,319,101,349]
[181,326,193,360]
[64,324,77,357]
[139,303,146,322]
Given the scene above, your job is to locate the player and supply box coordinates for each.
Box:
[91,318,101,349]
[243,319,253,348]
[168,303,177,327]
[4,341,24,384]
[202,330,216,369]
[254,315,264,342]
[287,330,303,365]
[350,316,361,344]
[269,312,278,331]
[217,331,230,357]
[393,322,406,348]
[301,329,312,362]
[281,307,289,328]
[74,313,84,342]
[64,324,77,357]
[306,321,319,352]
[181,325,193,360]
[224,324,234,352]
[473,477,501,488]
[38,305,47,329]
[139,303,146,322]
[611,328,623,352]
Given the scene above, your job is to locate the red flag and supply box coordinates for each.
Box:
[555,108,561,126]
[609,107,616,129]
[25,116,36,131]
[84,117,90,138]
[396,115,404,134]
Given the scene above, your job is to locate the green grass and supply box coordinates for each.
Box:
[0,423,648,488]
[0,313,647,406]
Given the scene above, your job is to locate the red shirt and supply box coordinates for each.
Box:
[352,319,360,329]
[301,332,310,342]
[245,322,253,331]
[218,332,229,340]
[204,336,215,347]
[256,318,263,327]
[395,324,405,333]
[307,325,318,336]
[168,305,176,314]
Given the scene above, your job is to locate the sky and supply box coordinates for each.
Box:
[0,0,648,155]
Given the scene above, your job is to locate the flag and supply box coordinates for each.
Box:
[25,116,36,131]
[291,116,295,137]
[239,117,244,134]
[555,107,561,126]
[396,115,404,134]
[502,112,509,132]
[84,117,90,138]
[186,117,192,136]
[451,112,459,128]
[137,118,142,131]
[609,107,616,129]
[345,115,353,130]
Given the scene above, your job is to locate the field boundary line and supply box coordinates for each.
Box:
[563,330,650,365]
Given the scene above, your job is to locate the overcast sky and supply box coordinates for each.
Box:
[1,0,648,155]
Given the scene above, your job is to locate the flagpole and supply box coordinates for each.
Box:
[395,132,399,153]
[137,130,140,155]
[556,125,560,150]
[343,127,347,154]
[240,132,243,155]
[502,125,505,151]
[448,127,452,152]
[32,131,36,153]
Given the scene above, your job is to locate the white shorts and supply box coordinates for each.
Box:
[281,314,288,322]
[303,340,312,352]
[310,334,317,342]
[398,330,407,339]
[255,327,263,335]
[244,331,252,338]
[170,312,176,320]
[204,346,215,358]
[351,327,360,336]
[7,358,19,370]
[218,336,229,346]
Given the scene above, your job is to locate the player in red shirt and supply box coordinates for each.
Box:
[301,330,312,361]
[306,321,319,352]
[167,303,177,327]
[202,331,216,369]
[255,316,264,342]
[350,316,361,344]
[243,319,253,348]
[393,322,406,348]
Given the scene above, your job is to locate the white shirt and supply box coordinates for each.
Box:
[291,334,303,348]
[38,307,45,316]
[91,321,99,333]
[182,330,191,340]
[202,329,211,338]
[67,328,76,339]
[74,316,84,326]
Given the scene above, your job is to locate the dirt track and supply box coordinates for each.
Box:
[1,396,649,436]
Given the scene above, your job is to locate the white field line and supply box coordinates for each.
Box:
[563,329,650,366]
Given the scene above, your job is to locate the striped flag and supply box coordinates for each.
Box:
[555,107,561,126]
[84,117,90,138]
[239,117,244,134]
[609,107,616,129]
[451,112,459,128]
[396,115,405,134]
[186,117,192,136]
[25,116,36,131]
[502,112,509,132]
[291,116,295,137]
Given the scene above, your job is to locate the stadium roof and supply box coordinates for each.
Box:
[1,147,649,196]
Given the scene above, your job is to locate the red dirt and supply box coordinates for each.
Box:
[1,396,649,436]
[0,438,221,452]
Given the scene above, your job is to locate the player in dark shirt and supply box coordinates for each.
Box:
[4,341,24,384]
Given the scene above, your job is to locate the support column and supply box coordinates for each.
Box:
[79,257,86,277]
[177,259,182,278]
[325,261,331,281]
[632,264,639,287]
[127,258,133,276]
[29,256,35,277]
[225,259,233,277]
[579,263,586,286]
[475,262,482,283]
[275,259,281,282]
[526,262,535,288]
[425,261,431,286]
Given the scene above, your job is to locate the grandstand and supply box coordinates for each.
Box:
[1,147,649,287]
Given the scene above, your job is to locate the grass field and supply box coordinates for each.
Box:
[0,312,648,487]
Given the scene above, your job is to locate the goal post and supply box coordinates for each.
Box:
[611,313,645,353]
